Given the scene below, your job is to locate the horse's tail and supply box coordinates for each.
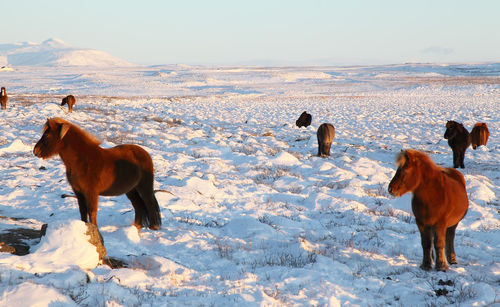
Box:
[145,192,162,230]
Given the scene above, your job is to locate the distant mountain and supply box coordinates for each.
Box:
[0,38,133,67]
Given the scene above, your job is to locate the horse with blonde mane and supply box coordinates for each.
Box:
[388,149,468,271]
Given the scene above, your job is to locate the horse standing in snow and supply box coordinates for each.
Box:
[61,95,76,112]
[444,120,470,168]
[1,87,7,110]
[296,111,312,128]
[33,118,162,230]
[388,149,468,271]
[317,123,335,157]
[469,122,489,150]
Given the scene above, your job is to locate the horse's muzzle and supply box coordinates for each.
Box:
[33,145,42,158]
[387,184,398,197]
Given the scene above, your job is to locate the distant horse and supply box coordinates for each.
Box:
[296,111,312,128]
[1,87,7,110]
[33,118,162,230]
[61,95,76,112]
[470,122,489,150]
[317,123,335,157]
[444,120,470,168]
[388,149,468,271]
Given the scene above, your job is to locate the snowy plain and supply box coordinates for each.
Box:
[0,61,499,306]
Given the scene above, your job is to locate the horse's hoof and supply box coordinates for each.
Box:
[420,263,432,271]
[447,257,457,265]
[435,263,449,271]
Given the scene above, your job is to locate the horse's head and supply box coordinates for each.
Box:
[388,150,422,197]
[33,118,71,159]
[1,87,5,95]
[444,120,460,140]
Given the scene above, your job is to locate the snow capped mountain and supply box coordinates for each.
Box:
[0,38,133,67]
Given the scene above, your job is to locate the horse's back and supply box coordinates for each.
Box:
[110,144,154,171]
[317,123,335,142]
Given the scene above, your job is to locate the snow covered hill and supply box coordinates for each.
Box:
[0,38,133,67]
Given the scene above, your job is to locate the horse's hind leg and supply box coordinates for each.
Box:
[445,224,458,264]
[126,189,148,229]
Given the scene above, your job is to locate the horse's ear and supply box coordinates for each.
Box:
[59,123,70,140]
[396,150,407,167]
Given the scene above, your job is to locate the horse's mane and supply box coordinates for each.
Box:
[396,149,437,170]
[50,117,101,146]
[447,121,468,133]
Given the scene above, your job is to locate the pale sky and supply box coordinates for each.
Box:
[2,0,499,65]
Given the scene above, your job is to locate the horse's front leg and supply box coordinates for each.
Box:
[418,224,433,270]
[74,191,89,222]
[459,149,466,168]
[452,148,459,168]
[86,193,99,226]
[434,225,449,271]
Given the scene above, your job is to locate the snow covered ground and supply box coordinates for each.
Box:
[0,63,499,306]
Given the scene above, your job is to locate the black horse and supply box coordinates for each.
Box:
[296,111,312,128]
[444,121,470,168]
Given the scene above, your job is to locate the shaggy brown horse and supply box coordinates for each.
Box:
[33,118,162,230]
[388,149,468,271]
[317,123,335,157]
[444,120,470,168]
[61,95,76,112]
[296,111,312,128]
[470,122,489,150]
[1,87,7,110]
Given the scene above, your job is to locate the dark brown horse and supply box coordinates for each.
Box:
[296,111,312,128]
[444,120,470,168]
[388,149,468,271]
[61,95,76,112]
[1,87,7,110]
[470,122,489,150]
[33,118,162,230]
[317,123,335,157]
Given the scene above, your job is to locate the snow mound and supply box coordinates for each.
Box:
[0,282,77,307]
[0,220,100,273]
[0,38,133,67]
[270,151,301,166]
[0,139,33,155]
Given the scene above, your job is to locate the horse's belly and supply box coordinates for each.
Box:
[100,159,142,196]
[100,182,137,196]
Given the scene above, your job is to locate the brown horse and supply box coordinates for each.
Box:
[444,120,470,168]
[61,95,76,112]
[317,123,335,157]
[296,111,312,128]
[33,118,162,230]
[1,87,7,110]
[470,122,489,150]
[388,149,468,271]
